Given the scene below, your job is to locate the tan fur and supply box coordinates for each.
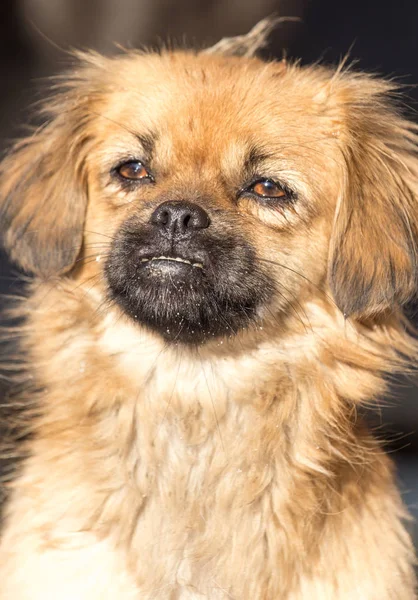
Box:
[0,25,417,599]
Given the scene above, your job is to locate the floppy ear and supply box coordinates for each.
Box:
[328,77,418,318]
[0,112,90,278]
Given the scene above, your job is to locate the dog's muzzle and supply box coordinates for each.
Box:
[105,199,273,344]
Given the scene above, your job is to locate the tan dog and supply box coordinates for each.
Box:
[0,19,417,599]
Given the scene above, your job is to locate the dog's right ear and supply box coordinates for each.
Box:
[0,47,107,279]
[0,110,91,278]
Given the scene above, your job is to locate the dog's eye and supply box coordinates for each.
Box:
[238,178,296,210]
[249,179,287,199]
[116,161,152,181]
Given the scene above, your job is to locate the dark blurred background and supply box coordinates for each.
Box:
[0,0,417,546]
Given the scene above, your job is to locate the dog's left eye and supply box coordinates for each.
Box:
[116,161,152,181]
[247,179,287,199]
[238,178,295,206]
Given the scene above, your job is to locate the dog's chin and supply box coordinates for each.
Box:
[106,258,262,344]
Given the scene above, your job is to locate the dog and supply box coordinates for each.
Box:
[0,18,417,599]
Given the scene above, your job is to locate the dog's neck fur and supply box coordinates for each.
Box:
[11,278,413,596]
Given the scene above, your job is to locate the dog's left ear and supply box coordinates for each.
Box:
[0,110,90,278]
[328,76,418,318]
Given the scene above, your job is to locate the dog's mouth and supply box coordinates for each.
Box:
[139,255,204,269]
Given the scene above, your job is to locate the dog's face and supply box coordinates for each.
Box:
[88,53,337,344]
[1,33,418,347]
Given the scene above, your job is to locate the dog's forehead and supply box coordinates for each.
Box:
[100,52,321,147]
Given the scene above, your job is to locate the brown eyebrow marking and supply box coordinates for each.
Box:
[87,110,158,160]
[136,133,157,160]
[244,144,273,174]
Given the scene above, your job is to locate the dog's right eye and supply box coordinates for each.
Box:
[115,161,153,181]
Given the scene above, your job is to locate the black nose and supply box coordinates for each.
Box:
[150,201,210,237]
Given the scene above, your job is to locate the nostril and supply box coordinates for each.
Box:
[183,214,192,228]
[193,209,210,229]
[159,210,170,225]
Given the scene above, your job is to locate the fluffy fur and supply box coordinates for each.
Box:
[0,20,417,599]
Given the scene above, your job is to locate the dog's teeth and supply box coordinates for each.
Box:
[140,258,149,263]
[147,256,202,267]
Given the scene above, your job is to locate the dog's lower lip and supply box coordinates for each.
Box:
[140,256,204,268]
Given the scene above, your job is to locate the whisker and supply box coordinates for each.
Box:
[86,110,143,141]
[80,243,112,248]
[70,273,102,294]
[73,253,110,266]
[274,281,314,334]
[84,230,117,241]
[89,296,116,323]
[265,296,309,335]
[258,258,338,309]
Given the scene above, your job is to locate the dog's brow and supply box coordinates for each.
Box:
[244,145,272,173]
[136,133,157,159]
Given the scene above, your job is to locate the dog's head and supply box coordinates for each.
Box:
[1,21,418,345]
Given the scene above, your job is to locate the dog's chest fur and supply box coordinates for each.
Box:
[118,396,279,597]
[1,286,415,599]
[80,316,296,597]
